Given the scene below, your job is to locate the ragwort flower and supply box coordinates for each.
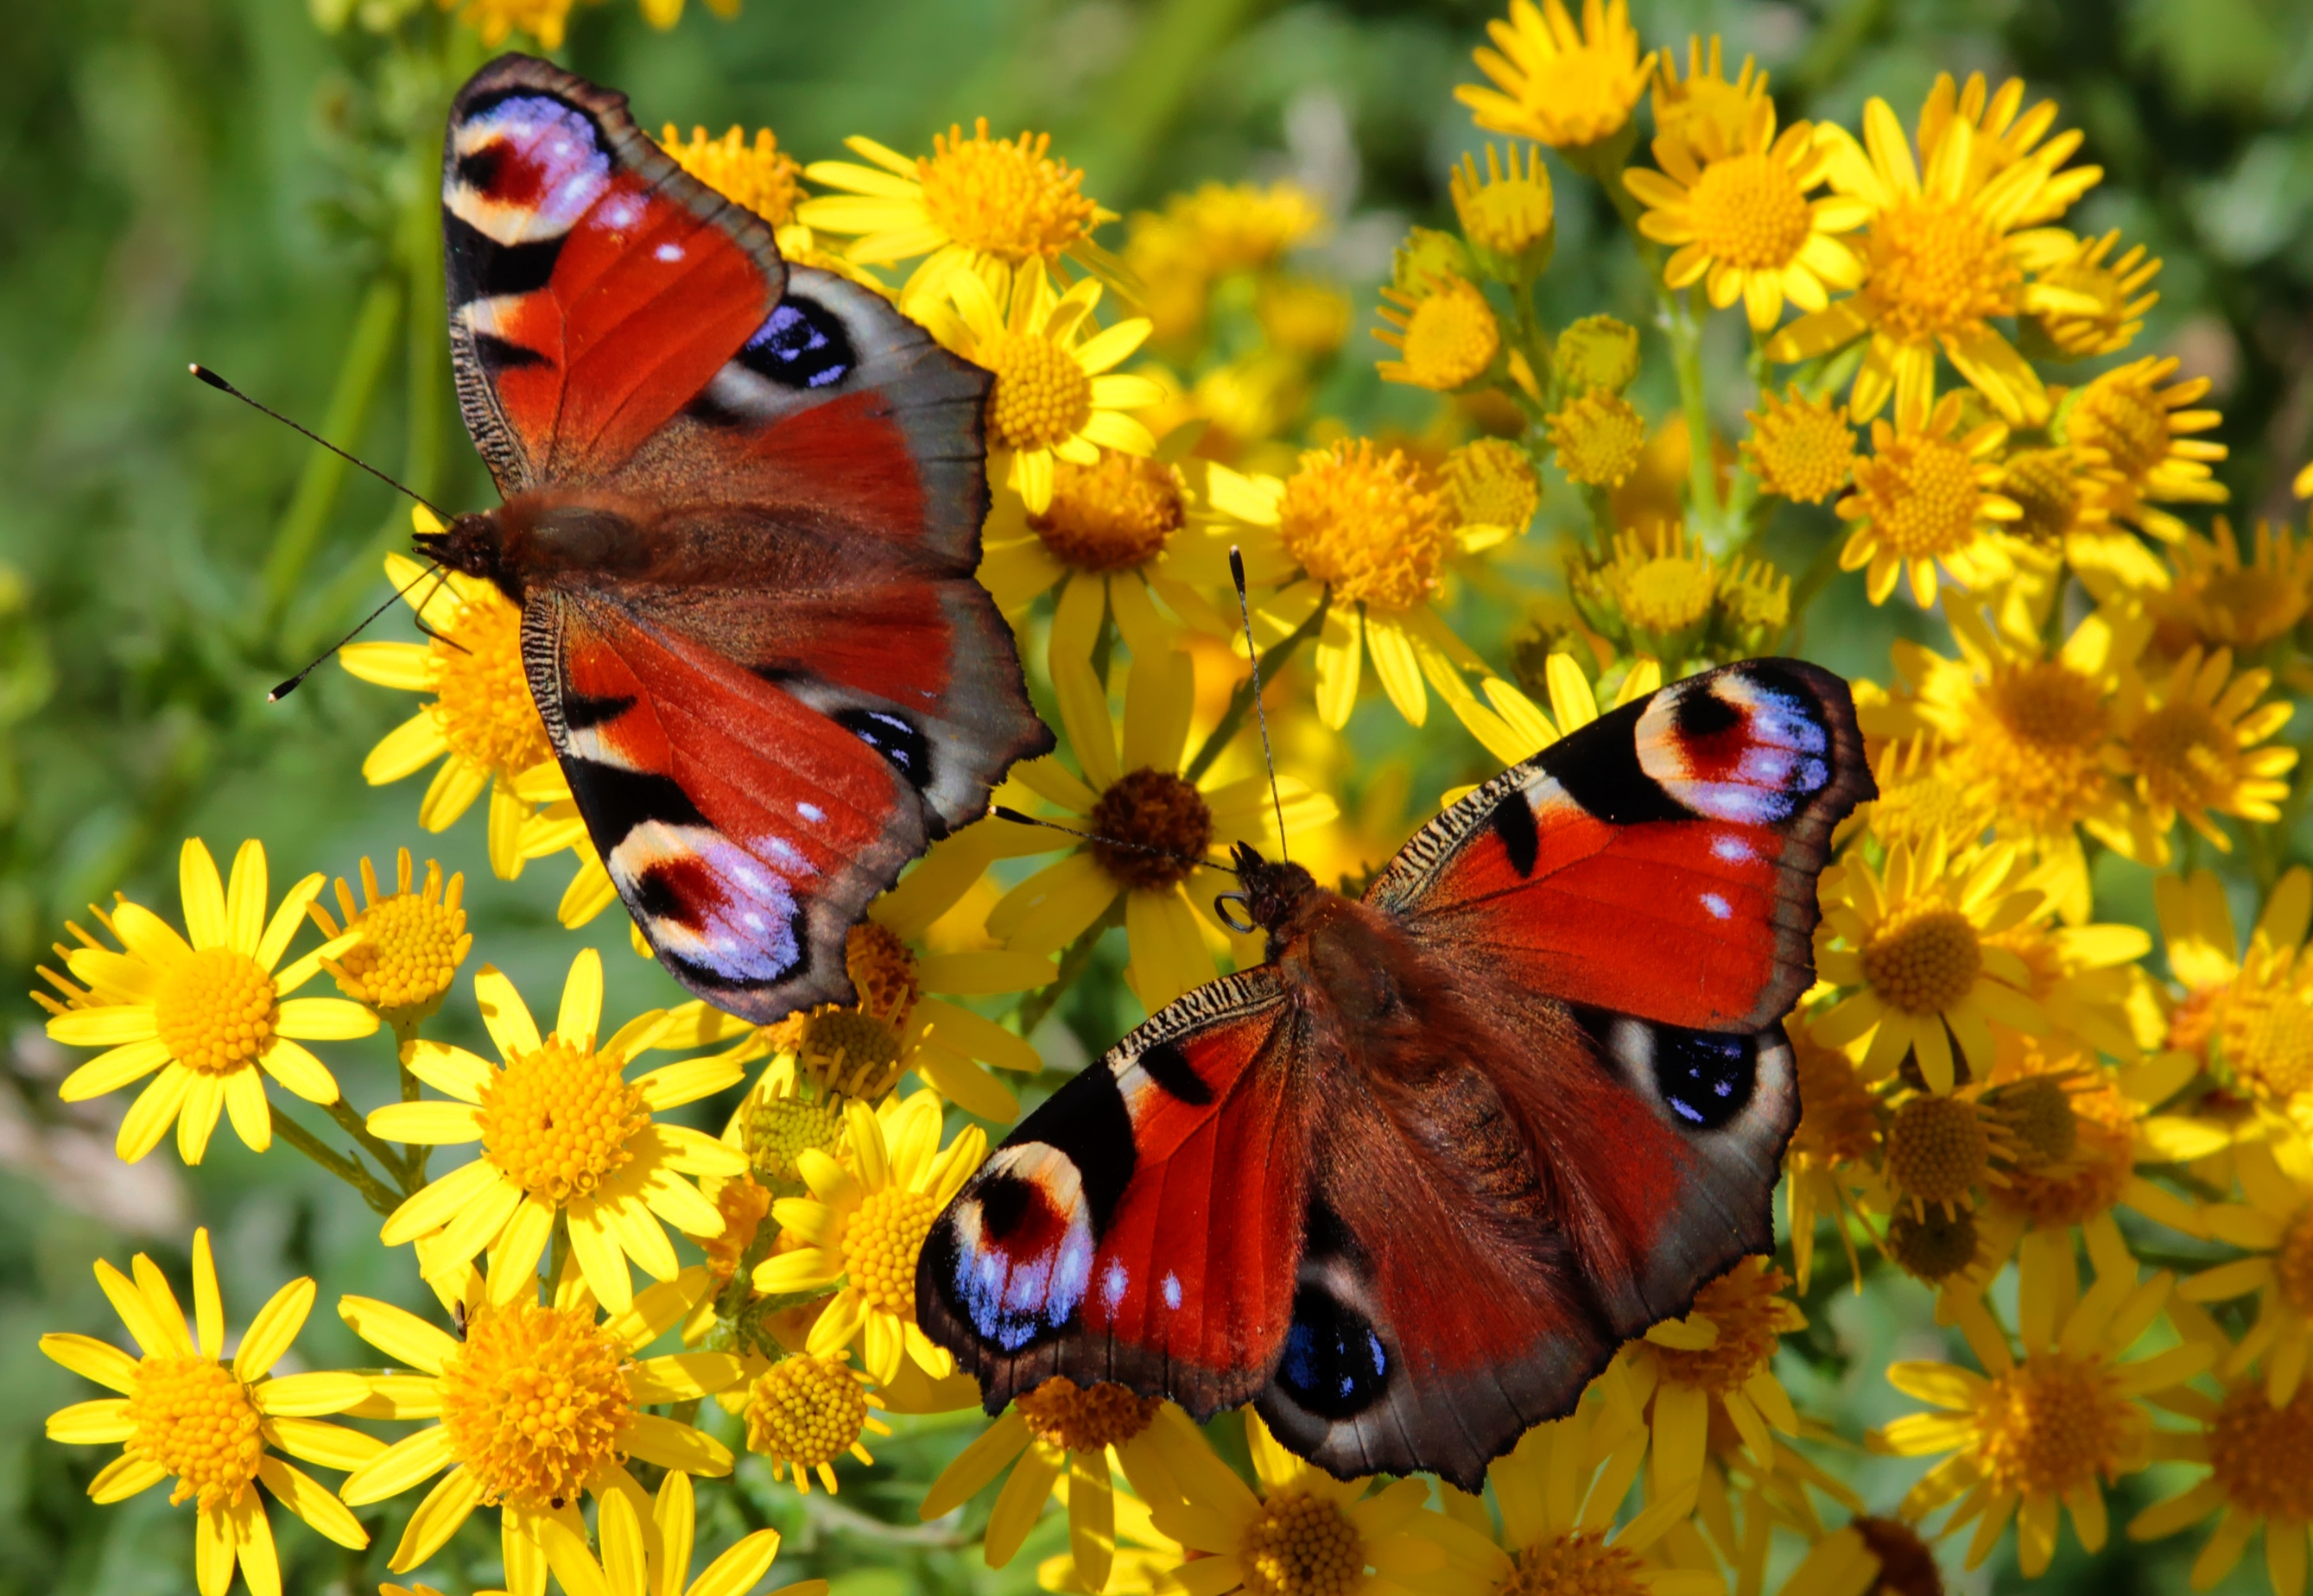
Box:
[739,1348,890,1494]
[305,848,470,1036]
[1458,0,1657,161]
[2023,228,2160,359]
[1835,392,2020,606]
[540,1468,817,1596]
[2062,355,2228,542]
[2179,1138,2313,1407]
[2109,646,2295,850]
[1374,275,1501,391]
[1742,387,1857,504]
[2147,518,2313,658]
[1650,35,1770,155]
[1616,1257,1809,1506]
[656,122,804,226]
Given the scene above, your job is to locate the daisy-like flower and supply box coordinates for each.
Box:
[2148,518,2313,659]
[2023,228,2160,358]
[365,947,748,1313]
[921,1378,1169,1592]
[305,849,470,1038]
[1880,1081,2024,1228]
[1811,832,2050,1092]
[1768,94,2101,426]
[1916,71,2103,228]
[1651,35,1770,155]
[1572,522,1721,654]
[1998,440,2131,577]
[2109,646,2296,850]
[1784,1015,1887,1290]
[1548,390,1649,489]
[1625,97,1864,332]
[1374,273,1500,393]
[753,1092,987,1384]
[2157,866,2312,1067]
[929,258,1161,513]
[2060,355,2228,542]
[1873,1241,2213,1576]
[2179,1137,2313,1404]
[988,650,1333,1010]
[1457,0,1657,164]
[656,122,803,226]
[1849,735,1999,857]
[739,1348,891,1494]
[41,1229,379,1596]
[1741,387,1856,504]
[2215,932,2313,1127]
[40,837,374,1163]
[1615,1257,1809,1508]
[538,1469,821,1596]
[1450,143,1556,282]
[339,1265,739,1589]
[1835,392,2020,606]
[342,542,558,878]
[799,120,1112,300]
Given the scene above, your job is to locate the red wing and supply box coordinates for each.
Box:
[443,54,785,491]
[1367,658,1873,1032]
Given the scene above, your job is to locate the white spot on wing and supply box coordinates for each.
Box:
[798,802,825,823]
[1162,1273,1182,1311]
[1701,892,1732,920]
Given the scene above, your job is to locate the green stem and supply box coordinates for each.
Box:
[274,1113,402,1216]
[260,276,403,631]
[1182,592,1329,783]
[1663,284,1733,555]
[325,1096,421,1196]
[1015,902,1125,1040]
[401,130,448,509]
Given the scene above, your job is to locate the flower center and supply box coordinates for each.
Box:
[1993,1073,2133,1230]
[1886,1093,1992,1206]
[1443,439,1540,534]
[2069,374,2170,485]
[431,593,554,778]
[2001,447,2085,545]
[1745,394,1856,505]
[2229,986,2313,1102]
[155,947,277,1076]
[439,1302,633,1510]
[1862,904,1982,1015]
[1016,1376,1162,1452]
[743,1354,870,1471]
[1089,768,1216,892]
[1992,1074,2078,1164]
[1460,175,1554,259]
[1887,1202,1980,1282]
[2275,1210,2313,1319]
[1030,453,1184,572]
[1496,1531,1650,1596]
[745,1093,849,1183]
[476,1038,649,1204]
[1687,151,1815,269]
[1547,390,1647,489]
[1619,554,1718,634]
[2129,700,2234,814]
[1963,663,2110,833]
[127,1356,264,1510]
[1278,440,1456,613]
[916,121,1099,261]
[1851,1517,1943,1596]
[334,892,466,1019]
[1851,434,1984,559]
[1241,1486,1366,1596]
[1861,194,2019,344]
[1792,1038,1882,1167]
[984,330,1093,450]
[1973,1354,2131,1499]
[841,1186,937,1317]
[1400,279,1499,390]
[1651,1259,1793,1394]
[2208,1384,2313,1523]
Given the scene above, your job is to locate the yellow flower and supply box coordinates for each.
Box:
[1812,832,2050,1092]
[1617,1257,1809,1507]
[2150,518,2313,657]
[1458,0,1657,159]
[2215,921,2313,1127]
[342,544,557,879]
[1555,314,1641,392]
[1873,1239,2213,1576]
[1625,98,1864,331]
[339,1267,738,1579]
[2023,228,2160,358]
[365,948,749,1314]
[1917,72,2102,228]
[1769,92,2100,426]
[1778,1517,1953,1596]
[1449,143,1556,280]
[741,1348,891,1493]
[631,0,742,28]
[41,838,375,1164]
[533,1468,818,1596]
[799,118,1112,299]
[1835,392,2020,605]
[929,259,1160,514]
[656,123,804,225]
[1742,387,1856,504]
[305,849,470,1036]
[2062,355,2228,542]
[1374,276,1500,391]
[2109,646,2295,850]
[442,0,575,48]
[922,1378,1169,1592]
[2157,866,2312,1067]
[1548,390,1648,488]
[1163,180,1328,274]
[990,650,1332,1010]
[41,1229,378,1596]
[2177,1137,2313,1407]
[1784,1015,1887,1290]
[1442,439,1541,545]
[754,1092,987,1384]
[1651,35,1770,155]
[1036,1474,1189,1596]
[1998,440,2126,573]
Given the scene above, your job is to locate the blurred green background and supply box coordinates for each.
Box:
[7,0,2313,1592]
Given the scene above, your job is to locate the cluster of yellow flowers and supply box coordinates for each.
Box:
[36,2,2313,1595]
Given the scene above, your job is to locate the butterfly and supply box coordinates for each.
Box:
[410,54,1051,1022]
[918,658,1873,1488]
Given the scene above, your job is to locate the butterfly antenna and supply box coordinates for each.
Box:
[991,806,1239,877]
[189,364,453,524]
[1229,546,1290,864]
[267,560,451,702]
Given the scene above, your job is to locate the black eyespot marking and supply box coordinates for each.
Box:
[563,758,708,842]
[976,1172,1033,1241]
[1535,694,1689,826]
[557,692,634,732]
[1005,1064,1135,1236]
[443,211,564,307]
[738,296,856,390]
[1135,1039,1213,1105]
[1275,1284,1390,1419]
[1652,1025,1758,1130]
[470,331,548,373]
[454,145,504,194]
[1671,681,1743,743]
[630,869,688,925]
[835,708,932,790]
[1490,792,1541,877]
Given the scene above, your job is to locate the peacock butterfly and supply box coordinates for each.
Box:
[409,54,1051,1022]
[919,659,1873,1489]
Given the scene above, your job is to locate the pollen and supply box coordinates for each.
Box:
[1971,1354,2132,1501]
[1599,524,1718,635]
[1886,1093,1992,1207]
[657,124,805,227]
[1548,390,1647,489]
[1090,768,1215,892]
[155,947,276,1076]
[1443,439,1541,535]
[1016,1375,1161,1452]
[1888,1202,1981,1282]
[127,1356,264,1510]
[317,852,468,1025]
[2226,985,2313,1103]
[1031,453,1184,572]
[1862,904,1982,1016]
[2274,1210,2313,1318]
[984,330,1094,452]
[2208,1384,2313,1521]
[475,1037,649,1204]
[745,1093,848,1184]
[1241,1486,1366,1596]
[1651,1257,1798,1394]
[1277,440,1456,614]
[1377,277,1499,391]
[438,1301,633,1510]
[841,1186,938,1317]
[743,1353,876,1486]
[1553,316,1640,394]
[917,120,1099,262]
[431,590,554,778]
[1743,388,1857,505]
[1847,429,1987,560]
[1860,195,2021,344]
[1687,150,1814,269]
[2127,699,2234,816]
[1497,1531,1649,1596]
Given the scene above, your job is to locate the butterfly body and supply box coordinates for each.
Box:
[428,55,1051,1023]
[921,659,1873,1488]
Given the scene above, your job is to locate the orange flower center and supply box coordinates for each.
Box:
[1861,194,2019,343]
[1241,1486,1366,1596]
[2276,1209,2313,1319]
[2129,700,2235,816]
[431,592,553,777]
[984,331,1092,451]
[1497,1531,1649,1596]
[1862,904,1981,1015]
[841,1186,937,1317]
[1972,1354,2132,1499]
[1277,440,1455,613]
[439,1301,633,1509]
[743,1354,871,1472]
[1031,453,1184,572]
[1650,1260,1795,1394]
[155,947,277,1076]
[1686,151,1814,269]
[1850,434,1986,560]
[2208,1383,2313,1523]
[2229,985,2313,1103]
[477,1038,649,1203]
[127,1355,264,1510]
[2069,375,2172,485]
[1017,1375,1163,1452]
[917,121,1099,261]
[1886,1092,1991,1206]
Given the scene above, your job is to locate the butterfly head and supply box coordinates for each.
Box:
[413,510,512,595]
[1222,842,1322,953]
